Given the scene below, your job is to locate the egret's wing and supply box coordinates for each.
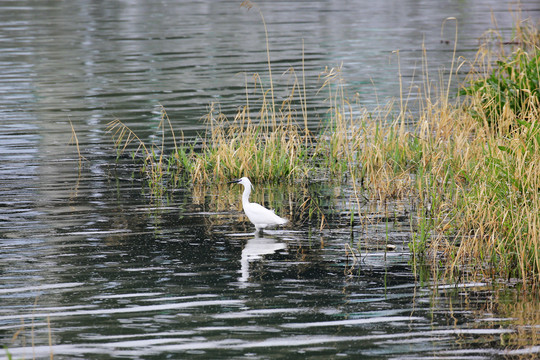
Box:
[244,202,288,225]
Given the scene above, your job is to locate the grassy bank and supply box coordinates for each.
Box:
[108,19,540,288]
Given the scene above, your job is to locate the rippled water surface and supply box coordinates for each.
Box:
[1,0,539,359]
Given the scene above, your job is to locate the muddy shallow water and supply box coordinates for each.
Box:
[1,0,539,358]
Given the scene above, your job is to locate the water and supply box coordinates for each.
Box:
[1,0,539,358]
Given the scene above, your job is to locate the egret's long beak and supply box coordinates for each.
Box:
[228,179,240,184]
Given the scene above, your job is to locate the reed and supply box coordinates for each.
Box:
[107,106,180,198]
[4,297,55,359]
[68,119,86,168]
[186,100,310,183]
[334,19,540,288]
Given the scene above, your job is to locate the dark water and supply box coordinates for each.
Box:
[1,0,539,359]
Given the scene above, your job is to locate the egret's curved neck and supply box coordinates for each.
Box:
[242,184,251,205]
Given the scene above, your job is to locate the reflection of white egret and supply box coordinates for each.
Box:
[228,177,288,233]
[240,233,287,283]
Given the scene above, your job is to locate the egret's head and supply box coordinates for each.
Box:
[228,177,252,188]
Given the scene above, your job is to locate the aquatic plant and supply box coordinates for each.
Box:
[460,49,540,128]
[3,347,12,360]
[188,100,311,183]
[107,106,180,198]
[4,304,55,360]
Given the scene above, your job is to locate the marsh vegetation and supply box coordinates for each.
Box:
[108,13,540,290]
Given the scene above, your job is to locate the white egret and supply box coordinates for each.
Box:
[228,177,288,232]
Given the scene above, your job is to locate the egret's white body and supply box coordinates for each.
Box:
[229,177,288,232]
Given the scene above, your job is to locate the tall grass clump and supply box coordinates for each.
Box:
[188,101,311,183]
[441,21,540,286]
[316,18,540,287]
[460,49,539,128]
[107,71,314,196]
[107,106,180,198]
[403,22,539,287]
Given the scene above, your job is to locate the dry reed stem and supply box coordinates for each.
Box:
[68,119,86,169]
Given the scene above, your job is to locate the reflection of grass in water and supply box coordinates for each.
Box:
[5,298,54,360]
[107,10,540,289]
[497,291,540,351]
[438,286,540,354]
